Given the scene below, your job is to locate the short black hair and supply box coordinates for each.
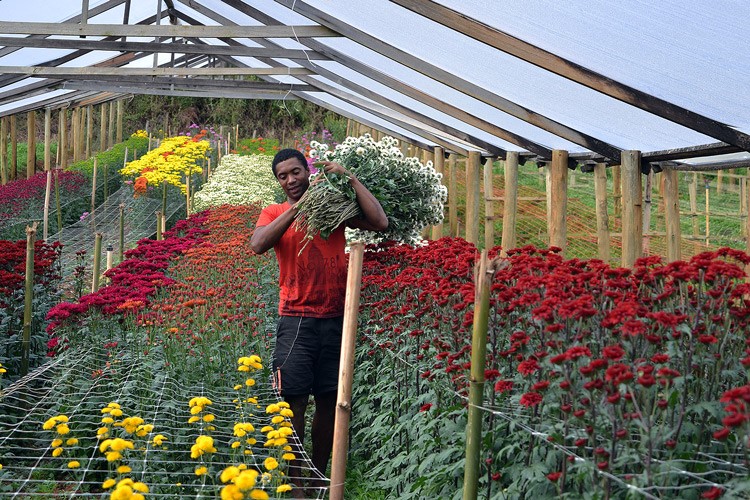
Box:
[272,149,308,176]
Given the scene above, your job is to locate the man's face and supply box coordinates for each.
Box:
[275,157,310,203]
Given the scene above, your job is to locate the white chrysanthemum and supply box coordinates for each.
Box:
[192,154,282,211]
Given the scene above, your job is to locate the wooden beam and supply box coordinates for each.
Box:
[392,0,750,152]
[0,66,314,77]
[116,100,123,144]
[483,156,495,250]
[26,111,36,179]
[663,168,681,262]
[548,150,568,254]
[10,114,17,180]
[593,162,610,262]
[621,151,643,268]
[466,151,481,246]
[62,82,304,100]
[0,22,338,38]
[431,146,445,240]
[500,152,519,256]
[0,117,7,185]
[449,153,458,237]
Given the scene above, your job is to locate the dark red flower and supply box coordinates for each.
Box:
[546,472,562,482]
[519,392,543,407]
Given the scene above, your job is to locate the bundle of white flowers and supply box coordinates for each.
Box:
[192,154,282,212]
[294,134,447,245]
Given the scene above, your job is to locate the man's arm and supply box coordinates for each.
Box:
[318,161,389,232]
[250,205,297,254]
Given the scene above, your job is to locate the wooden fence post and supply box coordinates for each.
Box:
[43,109,52,241]
[91,233,102,293]
[663,167,681,262]
[549,150,568,254]
[593,163,611,263]
[59,109,68,169]
[116,100,123,144]
[86,105,93,159]
[431,146,445,240]
[72,108,80,162]
[466,151,481,246]
[642,171,653,256]
[449,153,458,237]
[621,151,642,268]
[483,156,495,250]
[108,100,115,148]
[500,152,519,256]
[26,111,36,179]
[690,172,699,238]
[330,242,365,500]
[0,116,7,185]
[10,114,17,180]
[100,103,107,152]
[22,222,38,376]
[612,165,621,218]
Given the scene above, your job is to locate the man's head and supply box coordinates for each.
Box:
[272,149,310,204]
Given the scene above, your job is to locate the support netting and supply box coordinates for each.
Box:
[0,345,327,499]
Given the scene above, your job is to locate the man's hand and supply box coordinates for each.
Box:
[316,161,353,180]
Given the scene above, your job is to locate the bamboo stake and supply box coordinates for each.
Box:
[235,124,239,149]
[500,152,519,256]
[77,107,85,161]
[119,203,125,262]
[26,111,35,178]
[100,103,107,152]
[44,108,51,172]
[549,150,568,254]
[21,221,38,376]
[621,151,643,268]
[593,163,611,263]
[449,153,458,237]
[483,156,495,250]
[717,169,724,194]
[10,114,17,180]
[431,146,445,240]
[663,168,681,262]
[330,241,365,500]
[0,116,7,185]
[462,250,494,500]
[91,233,102,293]
[72,107,79,162]
[466,151,481,245]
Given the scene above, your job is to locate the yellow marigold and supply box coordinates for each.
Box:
[277,484,293,493]
[66,438,79,446]
[117,465,132,474]
[51,439,63,448]
[106,451,122,462]
[195,466,208,476]
[221,484,242,500]
[152,434,167,446]
[52,447,64,457]
[121,416,145,434]
[231,441,241,449]
[220,466,241,483]
[110,409,123,418]
[264,457,279,471]
[97,427,110,438]
[247,397,258,404]
[234,469,259,491]
[245,378,255,387]
[282,452,296,461]
[102,478,117,489]
[190,435,216,458]
[203,414,215,423]
[188,416,200,424]
[265,404,280,414]
[249,489,269,500]
[135,423,153,437]
[132,481,149,493]
[260,426,273,433]
[233,385,242,390]
[271,416,284,425]
[279,427,293,437]
[277,401,290,409]
[238,365,250,372]
[101,417,114,424]
[67,460,81,469]
[246,438,257,446]
[280,408,294,418]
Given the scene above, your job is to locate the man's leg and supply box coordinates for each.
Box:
[311,391,336,479]
[285,393,309,491]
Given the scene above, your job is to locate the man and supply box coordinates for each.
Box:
[250,148,388,486]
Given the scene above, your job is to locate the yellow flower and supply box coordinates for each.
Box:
[249,490,269,500]
[52,447,64,457]
[117,465,132,474]
[260,426,273,433]
[102,478,117,489]
[245,378,255,387]
[264,457,279,471]
[152,434,167,446]
[220,465,241,483]
[277,484,293,493]
[51,439,63,448]
[247,397,258,404]
[234,469,259,491]
[246,438,257,445]
[56,424,70,435]
[203,414,215,423]
[66,438,79,446]
[238,365,250,372]
[190,406,203,415]
[110,409,123,417]
[190,435,217,458]
[106,451,122,462]
[277,401,290,409]
[121,416,145,434]
[265,404,280,414]
[231,441,241,449]
[195,466,208,476]
[221,485,242,500]
[132,481,149,493]
[271,416,285,425]
[233,384,242,390]
[188,416,200,424]
[135,423,154,437]
[101,417,114,424]
[280,408,294,418]
[282,453,296,461]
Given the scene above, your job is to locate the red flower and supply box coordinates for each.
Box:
[419,403,433,412]
[713,428,730,440]
[698,334,719,344]
[602,345,625,360]
[546,472,562,482]
[532,380,550,391]
[518,358,540,376]
[701,487,724,499]
[519,392,543,407]
[494,380,514,393]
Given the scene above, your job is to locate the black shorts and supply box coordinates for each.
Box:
[272,315,343,397]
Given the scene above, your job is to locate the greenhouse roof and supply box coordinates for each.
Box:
[0,0,748,169]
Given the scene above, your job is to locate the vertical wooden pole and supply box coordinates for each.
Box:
[462,250,493,500]
[116,100,123,144]
[663,167,681,262]
[43,109,52,241]
[466,151,481,245]
[705,177,710,246]
[717,169,724,194]
[330,241,365,500]
[431,146,445,240]
[156,210,163,240]
[72,107,80,162]
[100,103,107,152]
[642,171,653,256]
[59,109,68,169]
[55,168,61,232]
[500,152,519,256]
[10,114,17,180]
[91,157,98,214]
[0,116,7,185]
[21,222,38,376]
[91,233,102,293]
[26,111,36,178]
[612,165,622,218]
[119,203,125,262]
[621,150,643,268]
[185,174,191,216]
[593,163,611,263]
[449,153,458,237]
[108,101,115,148]
[483,156,495,250]
[86,105,93,159]
[690,172,698,237]
[549,149,568,254]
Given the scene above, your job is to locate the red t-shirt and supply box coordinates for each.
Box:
[257,202,348,318]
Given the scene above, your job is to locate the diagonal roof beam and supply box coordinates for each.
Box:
[272,0,623,160]
[214,0,550,158]
[0,66,314,77]
[393,0,750,153]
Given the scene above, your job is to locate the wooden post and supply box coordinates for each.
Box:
[59,109,68,169]
[119,203,125,262]
[156,210,163,241]
[612,165,622,218]
[55,168,61,232]
[621,151,643,268]
[483,156,495,250]
[21,222,38,376]
[330,241,365,500]
[690,172,698,237]
[106,244,114,272]
[431,146,445,240]
[465,151,481,245]
[663,167,681,262]
[593,163,611,263]
[91,233,102,293]
[86,105,93,159]
[705,176,710,246]
[0,116,7,185]
[91,157,98,214]
[43,109,52,240]
[72,107,80,162]
[717,169,724,194]
[449,153,458,237]
[185,174,191,216]
[10,114,17,180]
[108,101,115,148]
[207,157,211,179]
[235,124,239,150]
[462,250,494,500]
[26,111,36,178]
[500,152,519,256]
[549,149,568,254]
[100,103,107,152]
[642,171,653,256]
[116,100,123,144]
